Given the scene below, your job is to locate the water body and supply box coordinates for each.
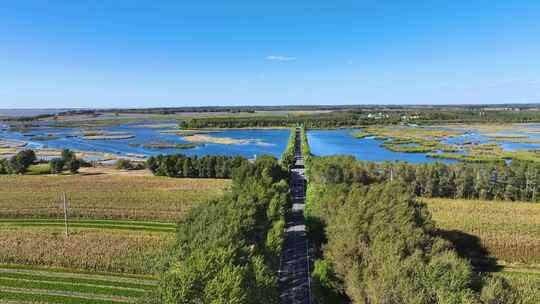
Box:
[3,122,540,163]
[307,129,455,163]
[0,122,290,159]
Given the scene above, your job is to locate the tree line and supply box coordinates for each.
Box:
[173,109,540,129]
[304,155,532,303]
[307,156,540,202]
[146,154,248,178]
[141,156,290,303]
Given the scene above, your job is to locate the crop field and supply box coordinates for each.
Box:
[0,175,230,221]
[0,264,157,304]
[0,225,174,274]
[0,173,230,302]
[495,271,540,302]
[424,198,540,266]
[0,219,176,232]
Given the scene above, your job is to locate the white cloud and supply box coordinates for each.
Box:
[266,55,296,61]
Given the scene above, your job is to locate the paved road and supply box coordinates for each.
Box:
[279,128,313,304]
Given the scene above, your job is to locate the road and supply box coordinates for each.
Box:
[279,128,313,304]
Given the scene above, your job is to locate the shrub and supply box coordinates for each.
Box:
[0,159,7,174]
[480,276,519,304]
[60,149,80,173]
[8,150,36,174]
[49,158,65,174]
[65,158,80,173]
[117,159,134,170]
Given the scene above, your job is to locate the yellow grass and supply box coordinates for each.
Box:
[0,175,230,221]
[0,225,173,274]
[424,198,540,266]
[360,126,463,140]
[182,134,249,144]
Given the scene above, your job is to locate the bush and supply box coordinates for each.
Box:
[49,158,65,174]
[0,159,7,174]
[116,159,134,170]
[60,149,80,173]
[480,276,519,304]
[65,158,80,173]
[311,260,343,304]
[8,150,36,174]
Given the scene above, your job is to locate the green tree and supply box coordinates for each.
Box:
[8,149,36,174]
[49,158,65,174]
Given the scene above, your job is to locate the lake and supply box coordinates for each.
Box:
[2,122,540,163]
[0,122,290,160]
[307,129,455,163]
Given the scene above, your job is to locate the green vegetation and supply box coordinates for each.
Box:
[352,126,461,154]
[26,163,52,175]
[280,127,296,170]
[495,272,540,302]
[115,159,145,170]
[306,156,540,202]
[0,264,156,304]
[0,219,176,232]
[306,177,479,302]
[80,130,135,140]
[147,154,248,178]
[158,129,221,135]
[148,156,290,303]
[31,134,60,141]
[141,142,200,149]
[84,135,135,140]
[4,149,36,174]
[304,154,539,303]
[47,149,81,174]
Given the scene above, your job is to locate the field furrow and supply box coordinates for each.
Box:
[0,287,132,303]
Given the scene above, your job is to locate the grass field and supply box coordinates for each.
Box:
[0,264,157,303]
[0,174,230,221]
[424,198,540,266]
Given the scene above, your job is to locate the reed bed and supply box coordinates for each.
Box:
[0,175,230,221]
[425,198,540,265]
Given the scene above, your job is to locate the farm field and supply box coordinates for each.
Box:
[0,174,230,221]
[0,264,157,304]
[0,226,173,274]
[0,173,230,303]
[424,198,540,267]
[495,271,540,302]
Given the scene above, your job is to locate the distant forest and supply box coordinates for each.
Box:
[6,104,540,128]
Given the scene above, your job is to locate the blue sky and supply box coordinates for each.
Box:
[1,1,539,108]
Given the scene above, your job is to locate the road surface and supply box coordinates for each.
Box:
[279,128,313,304]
